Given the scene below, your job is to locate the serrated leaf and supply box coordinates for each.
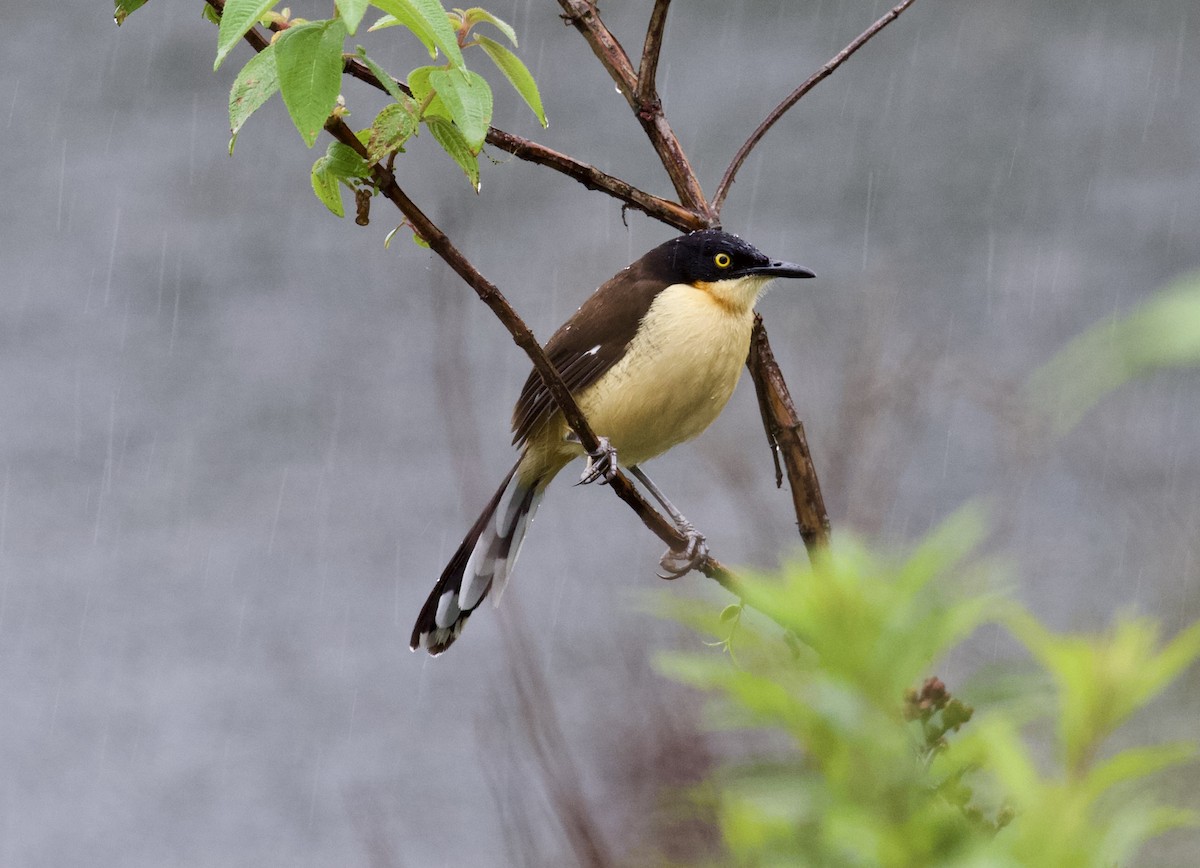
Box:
[407,65,452,120]
[311,158,344,216]
[324,141,371,179]
[215,0,277,70]
[426,116,479,191]
[476,35,546,127]
[367,102,419,163]
[228,45,280,141]
[114,0,148,25]
[354,48,407,102]
[371,0,463,68]
[334,0,370,34]
[429,68,492,152]
[275,19,347,147]
[462,7,517,45]
[367,14,436,59]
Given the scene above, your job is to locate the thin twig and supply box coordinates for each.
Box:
[339,54,706,230]
[558,0,713,221]
[636,0,672,108]
[202,0,820,594]
[323,115,743,589]
[712,0,919,215]
[482,129,705,231]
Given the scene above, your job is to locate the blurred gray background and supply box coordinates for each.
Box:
[2,0,1199,865]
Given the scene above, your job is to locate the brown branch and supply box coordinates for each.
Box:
[337,55,706,231]
[481,130,705,232]
[324,116,743,591]
[558,0,713,222]
[747,316,831,553]
[636,0,672,108]
[712,0,920,215]
[202,0,831,595]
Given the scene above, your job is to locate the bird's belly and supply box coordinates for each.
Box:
[576,284,754,467]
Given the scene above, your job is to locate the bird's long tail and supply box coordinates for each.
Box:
[410,459,544,655]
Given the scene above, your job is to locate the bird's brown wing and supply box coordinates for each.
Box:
[511,263,670,447]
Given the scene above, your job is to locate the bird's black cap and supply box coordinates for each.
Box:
[655,229,815,284]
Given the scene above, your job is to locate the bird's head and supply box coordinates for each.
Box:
[653,229,814,312]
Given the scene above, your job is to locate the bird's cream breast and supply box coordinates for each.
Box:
[576,281,761,466]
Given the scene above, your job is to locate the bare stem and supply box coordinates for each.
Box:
[558,0,713,221]
[712,0,920,215]
[636,0,672,108]
[338,54,706,230]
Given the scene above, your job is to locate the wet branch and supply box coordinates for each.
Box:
[557,0,713,221]
[636,0,672,108]
[195,0,917,590]
[324,116,744,593]
[748,317,831,549]
[712,0,920,214]
[340,52,707,230]
[203,1,748,599]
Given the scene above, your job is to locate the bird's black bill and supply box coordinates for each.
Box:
[742,260,816,279]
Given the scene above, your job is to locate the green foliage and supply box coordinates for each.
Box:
[206,0,541,205]
[426,116,480,191]
[367,101,420,164]
[658,508,1199,866]
[428,68,492,151]
[311,141,372,217]
[275,19,348,147]
[1028,271,1200,436]
[334,0,372,36]
[475,35,547,128]
[214,0,278,70]
[113,0,148,26]
[228,43,279,149]
[460,7,518,46]
[371,0,464,68]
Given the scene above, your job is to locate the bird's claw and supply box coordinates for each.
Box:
[657,525,708,579]
[577,436,618,486]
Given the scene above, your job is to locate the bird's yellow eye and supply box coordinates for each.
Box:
[714,252,732,268]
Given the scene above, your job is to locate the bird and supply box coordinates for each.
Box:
[411,229,814,654]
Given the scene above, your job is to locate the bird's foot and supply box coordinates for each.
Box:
[577,436,618,486]
[658,522,709,579]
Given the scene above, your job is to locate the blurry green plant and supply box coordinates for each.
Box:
[658,511,1200,866]
[659,273,1200,866]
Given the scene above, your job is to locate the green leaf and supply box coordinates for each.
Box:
[114,0,148,25]
[428,68,492,152]
[228,45,280,142]
[476,35,546,127]
[426,116,480,191]
[275,19,348,147]
[310,142,370,217]
[324,142,371,179]
[334,0,370,34]
[354,48,407,103]
[371,0,464,68]
[311,158,345,217]
[367,14,437,59]
[215,0,277,70]
[367,102,419,163]
[1084,743,1196,802]
[1027,271,1200,436]
[462,7,517,45]
[407,65,452,120]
